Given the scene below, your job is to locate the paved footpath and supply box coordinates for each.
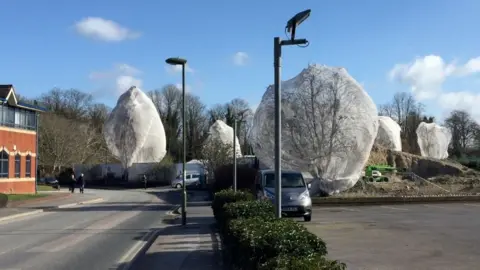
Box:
[0,188,177,270]
[131,202,222,270]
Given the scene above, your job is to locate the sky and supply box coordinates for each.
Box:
[1,0,480,122]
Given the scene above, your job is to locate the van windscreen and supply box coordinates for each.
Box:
[264,173,305,188]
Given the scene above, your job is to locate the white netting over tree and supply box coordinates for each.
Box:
[204,120,242,158]
[104,86,167,168]
[249,64,379,194]
[374,116,402,151]
[416,122,451,159]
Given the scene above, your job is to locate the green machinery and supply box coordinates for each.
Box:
[363,164,406,182]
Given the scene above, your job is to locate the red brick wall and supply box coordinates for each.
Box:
[0,127,37,194]
[0,181,35,194]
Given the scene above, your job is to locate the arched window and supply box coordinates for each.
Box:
[0,151,8,178]
[14,154,21,178]
[25,155,31,177]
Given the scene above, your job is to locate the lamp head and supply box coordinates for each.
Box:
[165,57,187,65]
[286,9,311,33]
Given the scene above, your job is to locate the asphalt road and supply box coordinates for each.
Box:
[304,203,480,270]
[0,188,177,270]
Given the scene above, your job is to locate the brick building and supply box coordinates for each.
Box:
[0,85,44,194]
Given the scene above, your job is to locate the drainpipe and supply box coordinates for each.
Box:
[35,112,39,194]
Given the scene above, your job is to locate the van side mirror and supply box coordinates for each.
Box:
[307,183,311,189]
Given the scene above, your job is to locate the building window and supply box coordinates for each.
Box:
[0,151,8,178]
[0,105,37,131]
[26,155,31,177]
[15,154,21,178]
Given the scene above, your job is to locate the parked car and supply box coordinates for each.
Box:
[171,171,202,189]
[255,169,313,222]
[39,177,60,189]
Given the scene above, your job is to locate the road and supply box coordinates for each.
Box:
[304,202,480,270]
[0,188,178,270]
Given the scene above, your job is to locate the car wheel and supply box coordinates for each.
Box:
[176,184,182,189]
[304,215,312,222]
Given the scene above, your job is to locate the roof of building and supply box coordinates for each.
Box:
[0,85,13,99]
[0,84,46,112]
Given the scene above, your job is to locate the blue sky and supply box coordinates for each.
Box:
[1,0,480,121]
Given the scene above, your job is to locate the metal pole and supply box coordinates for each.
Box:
[274,37,282,218]
[181,64,187,226]
[233,119,237,192]
[35,112,39,194]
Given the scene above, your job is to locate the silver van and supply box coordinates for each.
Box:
[171,171,201,188]
[255,169,313,222]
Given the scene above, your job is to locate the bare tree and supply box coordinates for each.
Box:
[200,137,233,180]
[185,94,208,160]
[208,104,227,124]
[148,85,182,160]
[40,88,93,119]
[39,113,78,173]
[445,110,479,156]
[284,71,357,179]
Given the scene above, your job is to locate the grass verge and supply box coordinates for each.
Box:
[37,185,57,191]
[7,193,49,202]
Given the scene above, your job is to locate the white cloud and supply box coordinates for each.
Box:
[233,52,249,66]
[74,17,140,42]
[389,55,456,100]
[165,64,194,74]
[389,55,480,122]
[116,75,143,93]
[89,63,142,96]
[438,91,480,122]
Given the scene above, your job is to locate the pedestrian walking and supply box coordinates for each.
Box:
[78,173,85,194]
[142,174,147,190]
[70,173,76,193]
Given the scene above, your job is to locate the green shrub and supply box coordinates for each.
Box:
[259,254,347,270]
[224,217,327,269]
[223,200,275,221]
[211,189,254,225]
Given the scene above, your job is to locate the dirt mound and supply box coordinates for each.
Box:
[367,145,472,178]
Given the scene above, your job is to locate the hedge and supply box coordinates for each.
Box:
[212,189,346,270]
[211,189,254,228]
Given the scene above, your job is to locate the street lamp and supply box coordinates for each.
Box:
[273,9,311,218]
[165,57,188,226]
[233,109,249,192]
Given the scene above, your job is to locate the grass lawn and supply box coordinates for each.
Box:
[7,193,49,202]
[37,185,57,191]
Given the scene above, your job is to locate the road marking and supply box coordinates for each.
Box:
[380,206,408,211]
[57,198,105,209]
[115,229,158,270]
[464,203,480,207]
[316,207,359,212]
[27,209,142,253]
[423,204,449,209]
[0,210,45,224]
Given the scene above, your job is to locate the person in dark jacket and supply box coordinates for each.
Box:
[70,173,76,193]
[78,173,85,194]
[142,174,147,189]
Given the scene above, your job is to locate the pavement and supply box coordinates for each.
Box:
[129,192,222,270]
[0,187,179,270]
[304,203,480,270]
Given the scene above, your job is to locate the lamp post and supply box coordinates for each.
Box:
[273,9,311,218]
[233,109,249,192]
[166,57,188,226]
